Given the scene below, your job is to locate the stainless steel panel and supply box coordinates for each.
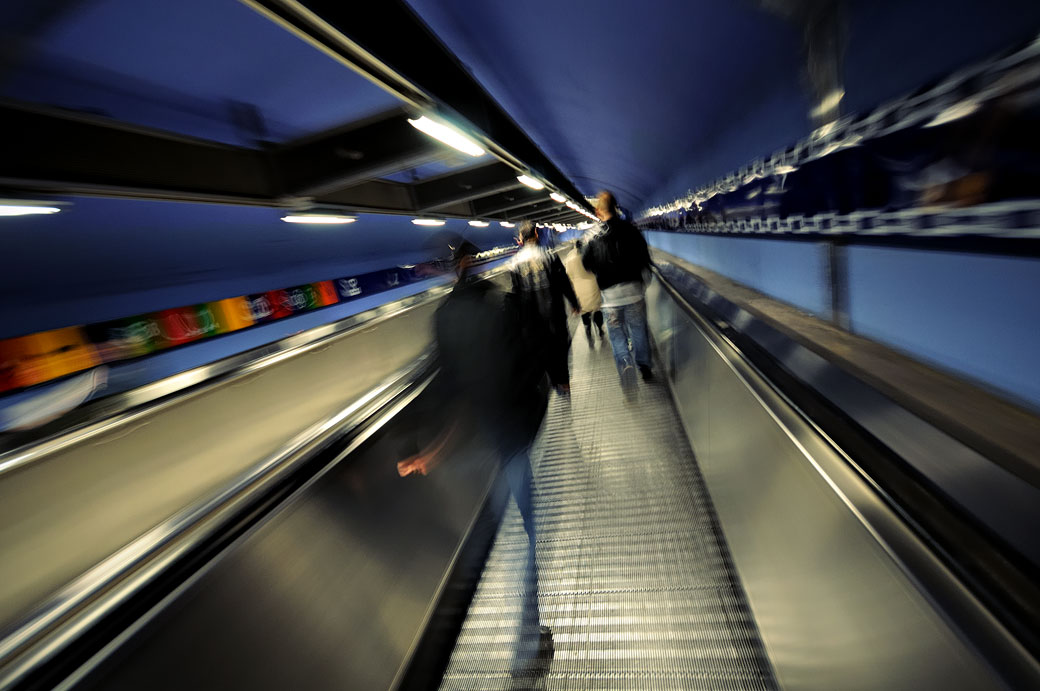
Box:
[0,299,441,630]
[647,276,1015,691]
[64,384,501,691]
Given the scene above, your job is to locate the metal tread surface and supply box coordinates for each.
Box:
[438,330,777,690]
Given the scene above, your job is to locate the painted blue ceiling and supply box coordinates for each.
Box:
[405,0,807,214]
[5,1,1037,203]
[405,0,1040,213]
[0,0,400,144]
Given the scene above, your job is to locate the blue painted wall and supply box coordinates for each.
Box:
[648,232,1040,411]
[646,231,830,319]
[846,246,1040,410]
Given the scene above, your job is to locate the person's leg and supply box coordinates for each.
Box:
[581,311,593,343]
[544,330,570,392]
[593,310,604,337]
[626,299,653,374]
[503,448,536,546]
[603,307,633,374]
[502,449,545,673]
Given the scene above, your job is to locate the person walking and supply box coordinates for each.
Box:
[510,221,580,395]
[563,239,604,347]
[581,191,654,394]
[397,238,553,677]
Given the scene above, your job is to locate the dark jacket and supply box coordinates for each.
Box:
[509,244,580,343]
[434,274,549,457]
[581,217,652,291]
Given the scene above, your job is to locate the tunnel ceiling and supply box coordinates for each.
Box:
[404,0,807,215]
[0,0,594,225]
[403,0,1040,215]
[3,1,1040,221]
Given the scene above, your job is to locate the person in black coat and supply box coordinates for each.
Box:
[510,221,580,395]
[398,238,553,675]
[582,190,654,392]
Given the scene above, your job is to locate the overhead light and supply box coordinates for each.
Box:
[281,214,356,224]
[0,204,62,217]
[500,221,515,228]
[925,99,981,128]
[516,175,544,190]
[407,116,485,157]
[549,192,566,203]
[468,220,489,227]
[811,89,845,119]
[412,218,446,226]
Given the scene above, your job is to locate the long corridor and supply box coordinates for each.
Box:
[439,327,777,690]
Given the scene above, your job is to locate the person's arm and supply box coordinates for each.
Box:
[397,420,459,477]
[510,264,522,295]
[633,228,653,283]
[553,255,581,313]
[581,237,599,274]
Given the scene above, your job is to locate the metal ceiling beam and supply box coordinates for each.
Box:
[242,0,595,214]
[314,179,414,213]
[524,208,575,222]
[497,204,558,222]
[280,110,443,197]
[414,162,524,211]
[0,102,278,203]
[473,189,549,216]
[1,102,452,213]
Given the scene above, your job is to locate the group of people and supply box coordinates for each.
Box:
[397,189,654,678]
[511,190,654,396]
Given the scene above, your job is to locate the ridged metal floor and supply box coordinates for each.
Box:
[439,330,777,690]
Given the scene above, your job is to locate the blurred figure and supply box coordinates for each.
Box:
[397,238,553,678]
[510,221,580,396]
[563,239,604,347]
[0,366,108,433]
[582,191,654,395]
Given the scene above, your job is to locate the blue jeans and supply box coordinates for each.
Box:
[502,450,541,670]
[604,300,651,374]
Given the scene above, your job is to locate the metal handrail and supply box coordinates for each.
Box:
[0,263,513,686]
[0,261,508,478]
[651,264,1040,688]
[0,348,437,689]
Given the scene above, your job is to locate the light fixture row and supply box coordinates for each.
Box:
[405,111,597,221]
[280,213,590,226]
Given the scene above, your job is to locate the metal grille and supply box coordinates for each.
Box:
[641,36,1040,220]
[439,332,777,690]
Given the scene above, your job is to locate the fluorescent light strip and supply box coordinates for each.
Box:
[412,218,446,226]
[281,214,356,224]
[0,205,61,217]
[811,89,845,118]
[500,222,515,228]
[549,192,566,203]
[516,175,544,190]
[408,116,485,157]
[468,220,489,227]
[925,100,981,128]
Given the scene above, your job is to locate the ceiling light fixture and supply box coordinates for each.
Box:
[516,175,544,190]
[407,116,485,157]
[468,220,489,227]
[549,192,566,203]
[811,89,845,119]
[281,214,356,224]
[0,204,62,217]
[925,100,981,128]
[500,221,515,228]
[412,218,446,226]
